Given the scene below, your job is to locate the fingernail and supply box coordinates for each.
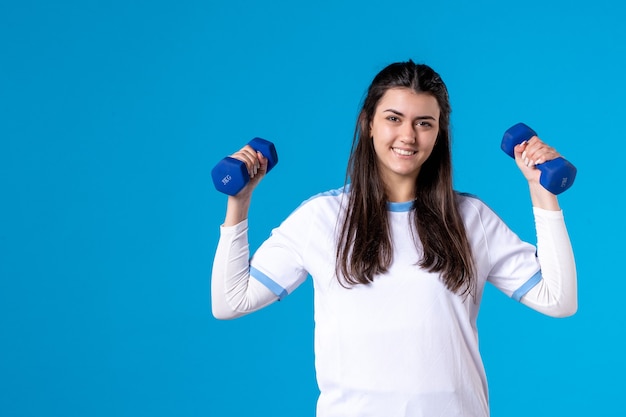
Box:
[522,151,527,160]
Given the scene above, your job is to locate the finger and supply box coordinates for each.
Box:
[514,140,529,164]
[234,152,256,177]
[520,136,542,166]
[232,146,259,177]
[523,137,560,166]
[241,147,266,178]
[249,149,265,177]
[256,151,268,173]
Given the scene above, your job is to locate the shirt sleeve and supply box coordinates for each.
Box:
[249,202,312,299]
[473,199,544,297]
[211,219,279,320]
[517,208,577,317]
[477,199,577,318]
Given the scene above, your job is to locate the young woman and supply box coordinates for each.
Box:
[211,61,577,417]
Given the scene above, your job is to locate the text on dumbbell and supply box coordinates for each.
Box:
[221,175,232,186]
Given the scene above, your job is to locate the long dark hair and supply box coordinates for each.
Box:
[336,60,476,296]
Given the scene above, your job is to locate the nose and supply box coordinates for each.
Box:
[400,123,416,143]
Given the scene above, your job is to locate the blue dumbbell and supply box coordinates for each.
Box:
[501,123,576,195]
[211,138,278,195]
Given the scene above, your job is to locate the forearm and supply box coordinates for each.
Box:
[519,208,577,317]
[223,195,252,226]
[528,181,560,211]
[514,136,563,211]
[211,220,277,319]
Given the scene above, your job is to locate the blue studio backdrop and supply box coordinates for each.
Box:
[1,0,624,416]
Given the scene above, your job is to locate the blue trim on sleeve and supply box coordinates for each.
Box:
[250,266,288,301]
[511,270,543,302]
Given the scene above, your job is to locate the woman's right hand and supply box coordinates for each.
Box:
[222,145,269,226]
[229,145,269,198]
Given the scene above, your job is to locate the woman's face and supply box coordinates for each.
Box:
[370,87,440,190]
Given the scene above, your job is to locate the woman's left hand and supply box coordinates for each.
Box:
[513,136,561,184]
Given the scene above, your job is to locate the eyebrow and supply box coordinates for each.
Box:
[383,109,437,120]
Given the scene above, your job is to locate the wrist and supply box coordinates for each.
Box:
[528,181,560,211]
[224,195,252,226]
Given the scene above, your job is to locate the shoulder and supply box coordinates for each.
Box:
[283,185,349,221]
[456,192,488,213]
[301,185,350,206]
[455,191,513,237]
[295,185,349,211]
[455,192,502,223]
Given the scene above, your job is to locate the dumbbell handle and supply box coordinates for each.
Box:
[501,123,577,195]
[211,138,278,196]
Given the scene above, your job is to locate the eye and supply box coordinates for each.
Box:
[386,116,400,122]
[416,120,432,127]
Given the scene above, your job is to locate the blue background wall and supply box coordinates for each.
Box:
[1,0,624,415]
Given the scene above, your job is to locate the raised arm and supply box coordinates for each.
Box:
[513,137,578,317]
[211,146,278,319]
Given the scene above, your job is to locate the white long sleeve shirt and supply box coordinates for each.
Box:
[211,189,577,417]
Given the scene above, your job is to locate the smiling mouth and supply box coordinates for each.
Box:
[392,148,417,156]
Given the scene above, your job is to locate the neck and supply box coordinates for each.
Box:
[385,179,416,202]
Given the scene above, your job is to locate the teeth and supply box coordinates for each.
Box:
[393,148,416,156]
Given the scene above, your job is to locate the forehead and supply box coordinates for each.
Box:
[376,88,440,115]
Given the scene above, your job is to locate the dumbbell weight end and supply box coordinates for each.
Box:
[536,157,577,195]
[211,156,250,196]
